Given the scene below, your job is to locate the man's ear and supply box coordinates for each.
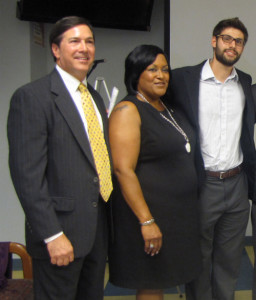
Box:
[211,35,217,49]
[52,43,60,60]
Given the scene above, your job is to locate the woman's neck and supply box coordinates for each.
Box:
[136,92,164,111]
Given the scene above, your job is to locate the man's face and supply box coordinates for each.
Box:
[212,27,245,67]
[52,24,95,81]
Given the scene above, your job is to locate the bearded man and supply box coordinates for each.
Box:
[172,17,256,300]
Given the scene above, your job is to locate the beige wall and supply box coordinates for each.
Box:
[170,0,256,84]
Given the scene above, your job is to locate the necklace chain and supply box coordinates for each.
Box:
[137,92,191,153]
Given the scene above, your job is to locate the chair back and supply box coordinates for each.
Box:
[9,242,33,279]
[0,242,33,300]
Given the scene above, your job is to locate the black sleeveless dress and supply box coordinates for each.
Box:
[108,95,201,289]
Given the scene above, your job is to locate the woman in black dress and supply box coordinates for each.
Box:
[108,45,201,300]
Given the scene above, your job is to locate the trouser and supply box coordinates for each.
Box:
[251,203,256,300]
[186,171,249,300]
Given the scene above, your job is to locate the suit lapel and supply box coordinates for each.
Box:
[237,70,254,137]
[183,62,205,127]
[50,70,95,168]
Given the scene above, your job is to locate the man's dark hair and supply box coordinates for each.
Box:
[124,44,171,96]
[212,17,248,44]
[49,16,94,61]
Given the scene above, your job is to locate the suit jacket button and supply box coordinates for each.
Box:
[92,202,98,207]
[93,177,98,183]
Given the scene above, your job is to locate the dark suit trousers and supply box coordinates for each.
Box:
[186,171,249,300]
[251,202,256,300]
[32,199,108,300]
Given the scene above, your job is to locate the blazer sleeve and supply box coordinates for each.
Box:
[7,85,63,242]
[252,84,256,120]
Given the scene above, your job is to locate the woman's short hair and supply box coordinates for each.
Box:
[124,44,171,95]
[49,16,94,61]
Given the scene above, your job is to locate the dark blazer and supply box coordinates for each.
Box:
[252,84,256,112]
[7,68,111,258]
[172,61,256,201]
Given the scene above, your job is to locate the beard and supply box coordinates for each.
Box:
[214,46,241,66]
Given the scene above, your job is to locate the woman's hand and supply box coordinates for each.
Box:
[141,223,162,256]
[110,101,162,256]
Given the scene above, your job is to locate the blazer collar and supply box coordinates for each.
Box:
[183,61,253,135]
[183,61,206,125]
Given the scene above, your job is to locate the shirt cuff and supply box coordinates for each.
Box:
[44,231,63,244]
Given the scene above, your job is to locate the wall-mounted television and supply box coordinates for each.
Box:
[16,0,154,31]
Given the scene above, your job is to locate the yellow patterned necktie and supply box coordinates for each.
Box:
[78,83,113,202]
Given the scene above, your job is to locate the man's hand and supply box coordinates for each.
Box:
[46,234,74,266]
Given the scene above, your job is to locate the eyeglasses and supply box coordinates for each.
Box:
[216,34,245,47]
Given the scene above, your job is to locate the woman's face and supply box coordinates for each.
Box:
[137,54,169,101]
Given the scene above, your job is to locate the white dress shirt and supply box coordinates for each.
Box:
[44,65,104,243]
[56,64,103,132]
[199,60,244,172]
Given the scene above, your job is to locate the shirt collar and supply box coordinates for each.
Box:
[55,64,88,92]
[201,59,239,83]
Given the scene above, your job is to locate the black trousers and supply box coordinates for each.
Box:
[32,200,108,300]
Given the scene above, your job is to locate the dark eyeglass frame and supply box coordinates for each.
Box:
[216,34,245,47]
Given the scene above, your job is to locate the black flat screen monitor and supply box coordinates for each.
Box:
[17,0,154,31]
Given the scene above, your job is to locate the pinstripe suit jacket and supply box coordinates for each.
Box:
[7,68,111,258]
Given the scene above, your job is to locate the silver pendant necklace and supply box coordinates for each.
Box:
[137,92,191,153]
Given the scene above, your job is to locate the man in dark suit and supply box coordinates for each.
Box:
[7,16,112,300]
[172,18,256,300]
